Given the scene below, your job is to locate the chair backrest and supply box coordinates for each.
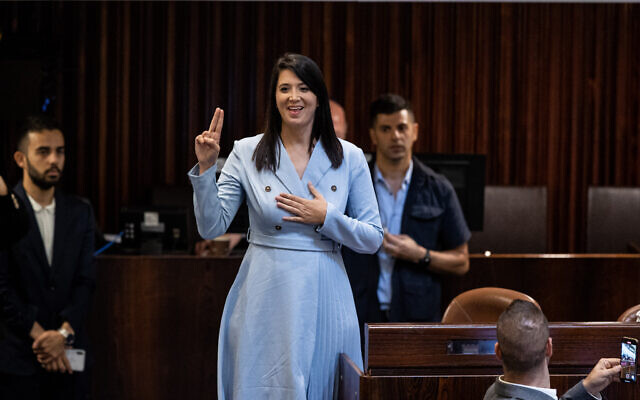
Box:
[587,187,640,253]
[468,186,547,254]
[618,304,640,323]
[441,287,540,323]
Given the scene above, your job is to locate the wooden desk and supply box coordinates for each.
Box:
[339,323,640,399]
[90,254,640,399]
[443,254,640,321]
[89,255,241,400]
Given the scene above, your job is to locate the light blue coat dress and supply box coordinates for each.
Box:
[188,134,383,400]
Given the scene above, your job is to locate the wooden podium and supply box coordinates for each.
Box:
[339,323,640,399]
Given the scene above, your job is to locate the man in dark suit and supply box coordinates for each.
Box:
[343,94,470,341]
[484,300,620,400]
[0,116,95,399]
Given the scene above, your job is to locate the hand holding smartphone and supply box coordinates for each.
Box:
[620,337,637,383]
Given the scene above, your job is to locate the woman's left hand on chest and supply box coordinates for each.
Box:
[276,182,327,225]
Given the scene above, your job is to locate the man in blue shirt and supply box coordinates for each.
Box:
[343,94,471,337]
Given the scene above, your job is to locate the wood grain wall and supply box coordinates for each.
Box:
[1,2,639,252]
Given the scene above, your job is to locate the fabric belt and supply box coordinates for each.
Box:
[246,228,340,252]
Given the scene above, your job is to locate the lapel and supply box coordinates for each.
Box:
[301,140,333,191]
[14,183,50,273]
[274,137,333,198]
[274,137,306,197]
[400,157,427,234]
[51,189,68,272]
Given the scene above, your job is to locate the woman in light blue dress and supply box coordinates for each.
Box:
[189,53,383,399]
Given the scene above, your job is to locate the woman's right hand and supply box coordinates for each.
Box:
[195,107,224,174]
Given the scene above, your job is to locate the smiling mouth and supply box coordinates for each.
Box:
[288,106,303,111]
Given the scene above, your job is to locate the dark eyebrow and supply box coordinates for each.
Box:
[35,146,52,152]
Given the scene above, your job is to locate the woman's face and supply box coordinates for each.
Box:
[275,69,318,132]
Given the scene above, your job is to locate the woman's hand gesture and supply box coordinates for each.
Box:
[195,107,224,174]
[276,182,328,225]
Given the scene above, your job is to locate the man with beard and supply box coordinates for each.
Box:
[0,115,95,399]
[343,94,471,343]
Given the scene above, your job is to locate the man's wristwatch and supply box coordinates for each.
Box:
[58,328,75,346]
[420,248,431,266]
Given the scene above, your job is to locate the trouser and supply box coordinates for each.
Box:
[0,369,89,400]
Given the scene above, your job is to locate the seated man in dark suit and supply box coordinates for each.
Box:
[0,116,95,399]
[485,300,620,400]
[343,94,470,342]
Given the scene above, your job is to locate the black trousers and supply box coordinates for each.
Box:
[0,369,89,400]
[372,306,391,323]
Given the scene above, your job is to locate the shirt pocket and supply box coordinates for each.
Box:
[406,205,444,250]
[408,205,444,221]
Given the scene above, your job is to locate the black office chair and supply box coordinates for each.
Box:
[587,187,640,253]
[468,186,547,253]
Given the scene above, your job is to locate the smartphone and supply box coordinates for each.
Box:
[620,337,637,383]
[65,348,86,372]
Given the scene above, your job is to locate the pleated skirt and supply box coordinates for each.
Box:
[217,244,363,400]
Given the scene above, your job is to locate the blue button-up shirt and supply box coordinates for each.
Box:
[373,162,413,309]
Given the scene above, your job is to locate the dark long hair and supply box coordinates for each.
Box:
[253,53,343,172]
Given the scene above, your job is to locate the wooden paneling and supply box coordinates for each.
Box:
[442,254,640,322]
[339,358,640,400]
[91,255,640,398]
[90,255,241,400]
[365,323,640,375]
[1,2,639,252]
[338,323,640,399]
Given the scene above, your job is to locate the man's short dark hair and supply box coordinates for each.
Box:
[17,115,62,152]
[369,93,415,128]
[497,299,549,373]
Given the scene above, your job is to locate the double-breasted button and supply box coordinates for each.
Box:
[331,185,337,192]
[265,186,271,192]
[275,225,282,230]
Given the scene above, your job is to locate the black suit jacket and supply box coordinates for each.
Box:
[0,192,29,250]
[343,158,470,332]
[0,183,95,375]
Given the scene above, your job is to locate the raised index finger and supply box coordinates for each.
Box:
[208,108,224,140]
[207,108,219,133]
